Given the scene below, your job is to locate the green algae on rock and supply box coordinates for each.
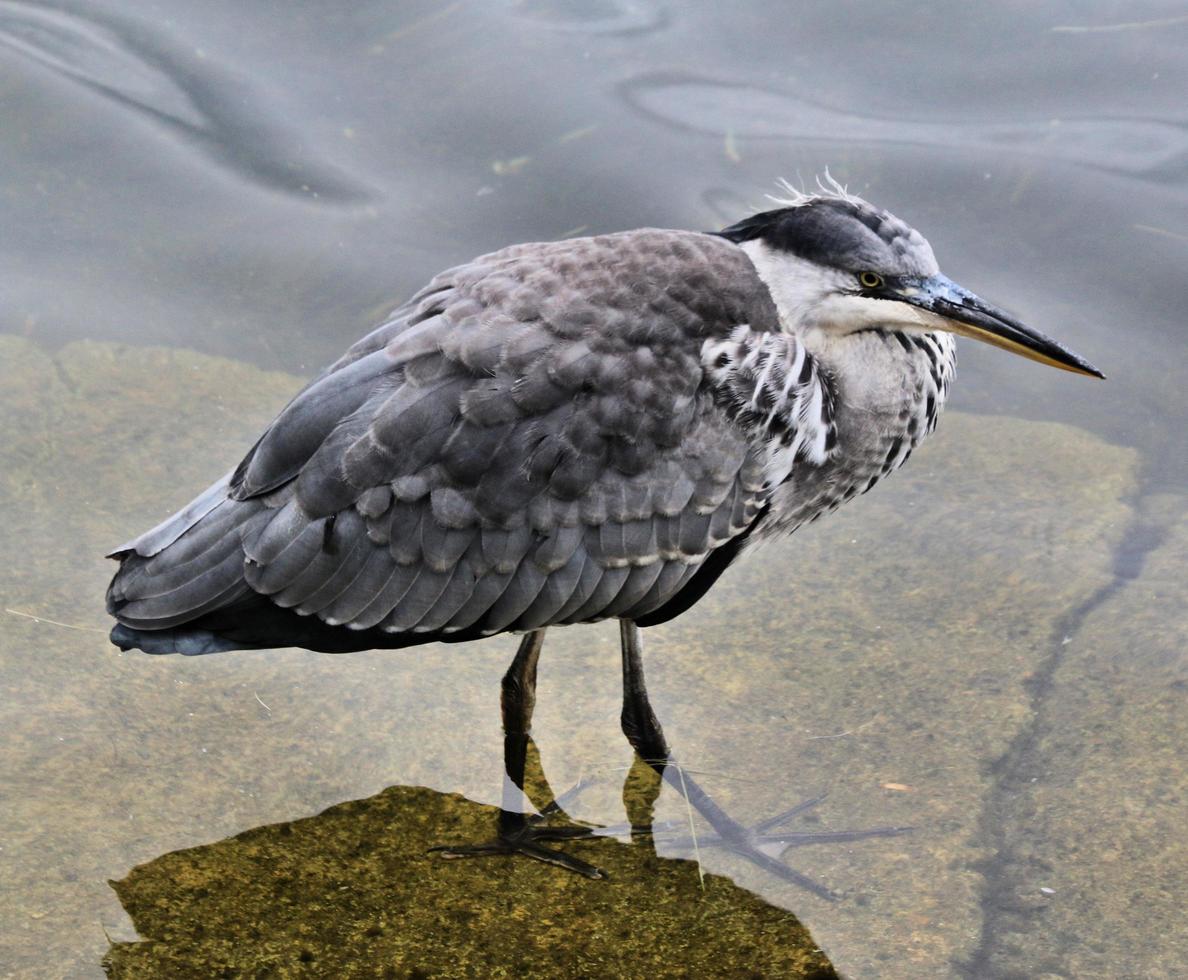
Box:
[103,783,839,979]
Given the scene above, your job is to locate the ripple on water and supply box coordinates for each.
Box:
[506,0,668,36]
[621,72,1188,178]
[0,0,373,202]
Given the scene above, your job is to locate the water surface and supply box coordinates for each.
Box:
[1,2,1185,977]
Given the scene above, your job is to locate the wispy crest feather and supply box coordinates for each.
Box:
[766,169,864,209]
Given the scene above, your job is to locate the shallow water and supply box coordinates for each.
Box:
[1,2,1185,977]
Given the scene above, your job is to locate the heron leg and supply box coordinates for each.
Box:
[430,630,607,879]
[617,620,909,901]
[498,627,545,829]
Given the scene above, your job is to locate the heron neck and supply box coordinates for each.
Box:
[755,327,955,540]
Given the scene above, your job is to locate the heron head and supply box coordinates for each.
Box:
[718,185,1103,378]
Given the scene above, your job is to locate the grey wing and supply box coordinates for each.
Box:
[107,230,780,642]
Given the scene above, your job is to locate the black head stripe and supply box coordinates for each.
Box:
[716,198,932,277]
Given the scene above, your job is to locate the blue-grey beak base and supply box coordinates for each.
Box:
[888,275,1104,379]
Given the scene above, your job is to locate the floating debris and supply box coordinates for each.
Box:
[492,155,531,176]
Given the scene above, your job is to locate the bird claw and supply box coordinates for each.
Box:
[429,773,608,878]
[429,822,608,879]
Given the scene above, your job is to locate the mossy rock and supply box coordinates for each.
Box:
[103,777,838,979]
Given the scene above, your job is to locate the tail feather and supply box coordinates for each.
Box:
[106,482,277,633]
[111,529,243,602]
[109,594,494,655]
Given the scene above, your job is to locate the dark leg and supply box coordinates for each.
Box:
[618,620,909,900]
[500,624,543,734]
[430,630,606,878]
[497,628,544,831]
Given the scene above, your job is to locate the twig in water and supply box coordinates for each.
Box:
[5,608,107,634]
[1052,14,1188,32]
[1133,223,1188,244]
[806,715,880,740]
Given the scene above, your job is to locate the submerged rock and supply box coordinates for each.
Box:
[103,779,837,978]
[2,335,1177,979]
[971,498,1188,979]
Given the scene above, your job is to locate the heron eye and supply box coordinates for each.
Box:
[858,271,884,290]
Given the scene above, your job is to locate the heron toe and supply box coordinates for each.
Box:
[430,814,607,880]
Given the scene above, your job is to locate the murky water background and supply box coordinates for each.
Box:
[1,1,1185,977]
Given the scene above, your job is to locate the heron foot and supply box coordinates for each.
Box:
[429,814,607,879]
[429,773,609,878]
[616,623,910,900]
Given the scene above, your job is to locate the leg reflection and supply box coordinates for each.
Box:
[617,620,910,901]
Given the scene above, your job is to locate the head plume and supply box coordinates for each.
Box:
[718,173,938,279]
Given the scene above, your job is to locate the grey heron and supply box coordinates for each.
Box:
[106,182,1102,898]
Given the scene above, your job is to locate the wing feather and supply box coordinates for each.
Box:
[119,524,242,599]
[107,229,793,649]
[532,524,583,573]
[631,559,695,617]
[350,562,421,631]
[441,566,516,633]
[419,517,475,574]
[243,514,327,596]
[599,561,667,620]
[412,562,480,633]
[567,565,632,623]
[290,520,372,616]
[114,550,250,628]
[482,561,549,633]
[553,557,606,624]
[516,549,589,630]
[381,565,455,632]
[321,546,400,626]
[271,541,354,609]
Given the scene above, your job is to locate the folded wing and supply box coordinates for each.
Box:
[106,230,784,651]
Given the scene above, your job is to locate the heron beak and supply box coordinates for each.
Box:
[894,275,1105,379]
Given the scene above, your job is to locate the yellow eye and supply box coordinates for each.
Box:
[858,271,883,289]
